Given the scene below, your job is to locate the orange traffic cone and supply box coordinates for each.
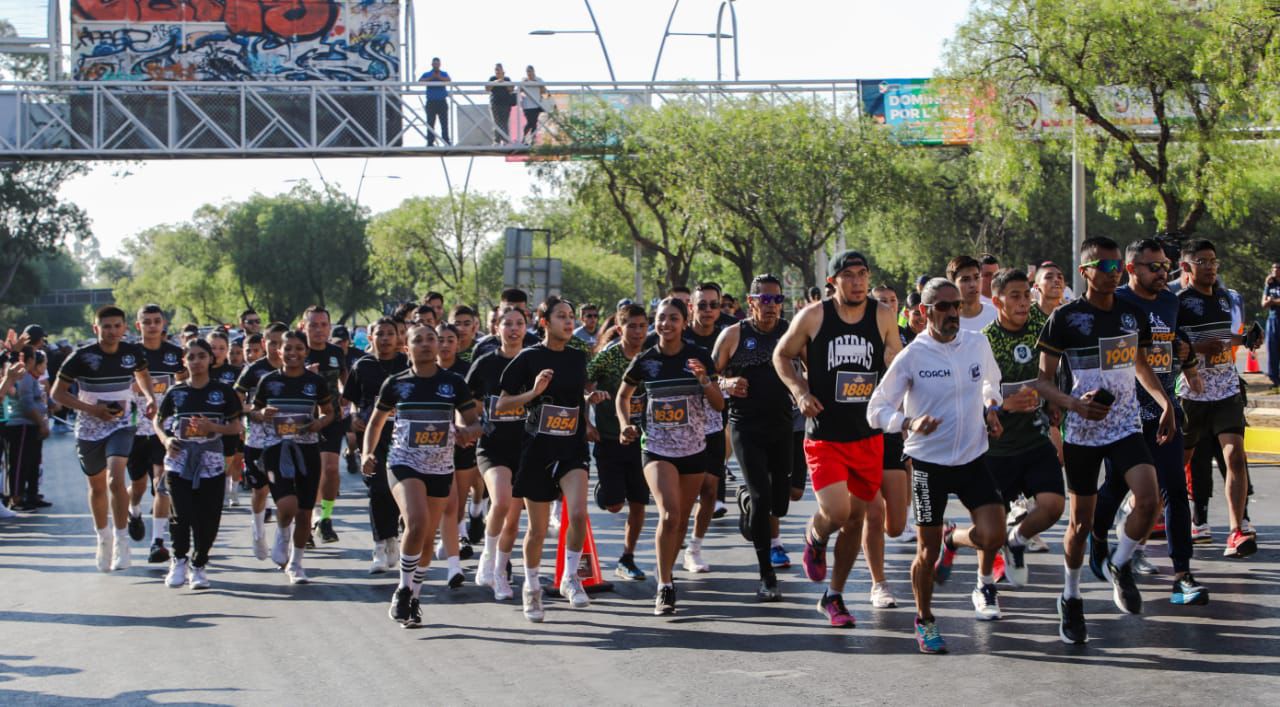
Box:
[553,501,613,594]
[1247,350,1260,373]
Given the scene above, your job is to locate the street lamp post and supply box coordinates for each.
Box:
[716,0,741,82]
[529,0,617,84]
[652,0,735,82]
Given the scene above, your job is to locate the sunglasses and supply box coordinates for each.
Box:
[696,301,721,310]
[1082,258,1124,273]
[1135,261,1172,273]
[750,294,786,305]
[1189,257,1219,268]
[244,319,261,325]
[928,300,961,313]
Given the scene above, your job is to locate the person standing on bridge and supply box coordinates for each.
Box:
[521,65,548,144]
[487,63,518,144]
[420,57,452,147]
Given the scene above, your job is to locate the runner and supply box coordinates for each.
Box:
[1034,236,1176,644]
[715,274,796,600]
[154,339,243,590]
[497,296,609,622]
[473,289,540,359]
[243,333,265,365]
[234,322,289,562]
[451,305,480,364]
[206,330,244,508]
[585,303,650,581]
[50,306,156,571]
[1089,239,1208,605]
[684,283,727,574]
[948,256,998,332]
[468,307,534,600]
[774,252,902,625]
[343,319,410,573]
[239,309,263,337]
[362,324,481,628]
[866,277,1005,654]
[617,297,724,615]
[301,306,349,545]
[434,322,476,586]
[1176,239,1259,558]
[125,304,186,565]
[249,331,335,584]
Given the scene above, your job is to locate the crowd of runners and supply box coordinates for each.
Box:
[7,236,1263,653]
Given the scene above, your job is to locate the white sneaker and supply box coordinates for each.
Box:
[1131,548,1159,576]
[189,564,210,589]
[95,533,112,573]
[1025,534,1050,553]
[385,538,400,568]
[522,583,545,622]
[165,557,189,587]
[559,574,590,608]
[0,504,17,519]
[895,526,917,544]
[493,572,514,601]
[433,539,446,561]
[271,527,290,567]
[228,487,240,508]
[110,536,131,571]
[548,502,562,532]
[476,549,495,587]
[252,528,269,561]
[285,561,309,584]
[370,542,390,574]
[1240,519,1257,537]
[972,583,1002,621]
[682,546,710,573]
[869,581,898,608]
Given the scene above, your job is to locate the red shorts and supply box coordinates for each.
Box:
[804,436,884,501]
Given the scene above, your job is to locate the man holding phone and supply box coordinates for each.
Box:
[1034,237,1175,645]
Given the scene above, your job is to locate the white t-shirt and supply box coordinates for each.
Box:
[960,301,998,332]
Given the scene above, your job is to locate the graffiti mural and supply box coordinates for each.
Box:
[71,1,399,82]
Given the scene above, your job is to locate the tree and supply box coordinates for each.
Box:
[114,225,242,324]
[945,0,1279,236]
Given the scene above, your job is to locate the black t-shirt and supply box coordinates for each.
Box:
[499,343,588,443]
[251,369,331,447]
[375,368,476,473]
[723,319,792,429]
[135,340,186,435]
[306,343,348,420]
[489,76,517,107]
[156,380,243,476]
[622,344,716,457]
[209,362,242,390]
[235,358,277,448]
[343,353,410,448]
[473,332,540,360]
[467,350,527,451]
[58,341,149,441]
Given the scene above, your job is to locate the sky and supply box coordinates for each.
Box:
[16,1,974,259]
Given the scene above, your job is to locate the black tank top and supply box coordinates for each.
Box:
[724,318,792,429]
[806,299,884,442]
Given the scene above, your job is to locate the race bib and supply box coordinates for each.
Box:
[175,417,216,442]
[1147,341,1173,374]
[1100,333,1138,372]
[486,395,527,422]
[537,404,579,437]
[1206,347,1234,369]
[628,393,646,423]
[834,371,877,403]
[151,374,174,397]
[273,414,311,440]
[407,421,450,449]
[649,397,690,429]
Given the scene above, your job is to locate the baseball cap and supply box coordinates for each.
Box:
[915,275,930,289]
[330,325,350,342]
[616,298,634,309]
[22,324,45,341]
[827,250,870,278]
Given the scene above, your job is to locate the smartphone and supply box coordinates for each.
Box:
[1092,388,1115,407]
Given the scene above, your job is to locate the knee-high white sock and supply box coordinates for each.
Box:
[1113,530,1141,566]
[1063,562,1082,600]
[399,552,420,590]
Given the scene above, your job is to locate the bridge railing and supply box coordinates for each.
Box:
[0,80,862,160]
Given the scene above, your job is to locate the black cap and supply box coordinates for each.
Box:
[22,324,45,341]
[616,298,633,309]
[827,250,870,278]
[330,325,350,342]
[915,274,930,288]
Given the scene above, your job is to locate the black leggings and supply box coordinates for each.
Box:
[365,441,400,542]
[3,425,42,502]
[168,473,226,568]
[730,424,793,574]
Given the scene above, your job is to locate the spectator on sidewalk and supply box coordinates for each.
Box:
[1262,262,1280,390]
[487,63,518,144]
[420,57,452,146]
[521,65,548,144]
[4,348,48,511]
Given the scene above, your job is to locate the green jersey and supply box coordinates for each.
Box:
[586,343,640,439]
[983,307,1051,456]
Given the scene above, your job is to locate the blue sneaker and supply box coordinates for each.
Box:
[914,617,947,654]
[1087,533,1108,582]
[770,545,791,569]
[1171,572,1209,606]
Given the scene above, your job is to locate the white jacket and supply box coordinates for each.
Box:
[866,329,1002,467]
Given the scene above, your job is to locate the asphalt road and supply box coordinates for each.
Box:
[1,434,1277,705]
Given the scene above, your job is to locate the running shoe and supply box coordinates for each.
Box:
[895,526,917,544]
[683,546,710,573]
[522,583,545,622]
[654,585,676,616]
[801,520,827,582]
[1224,528,1257,558]
[271,529,290,567]
[1149,517,1166,540]
[1103,553,1142,614]
[405,598,422,629]
[448,570,465,589]
[712,501,727,519]
[0,504,17,519]
[1171,573,1210,605]
[1057,594,1088,644]
[1191,523,1212,544]
[165,557,188,588]
[189,565,210,590]
[95,534,111,572]
[1131,548,1159,576]
[1000,542,1028,588]
[1006,497,1029,526]
[869,581,897,609]
[389,586,412,624]
[285,561,309,584]
[127,513,145,542]
[148,538,170,564]
[252,528,269,561]
[110,536,131,571]
[1240,519,1257,537]
[818,591,855,628]
[1025,534,1050,553]
[467,514,486,545]
[914,617,947,654]
[493,572,514,601]
[1087,533,1108,582]
[770,545,791,569]
[344,452,360,476]
[476,550,495,587]
[971,583,1001,621]
[459,538,474,561]
[992,551,1006,584]
[316,517,339,544]
[756,575,782,602]
[560,575,590,608]
[615,554,646,581]
[433,540,446,561]
[933,521,957,585]
[370,542,390,574]
[227,486,240,508]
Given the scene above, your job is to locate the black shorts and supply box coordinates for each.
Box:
[453,445,478,471]
[909,456,1003,527]
[703,429,726,478]
[643,448,706,476]
[222,434,243,457]
[593,438,647,507]
[882,432,906,470]
[1182,396,1246,449]
[127,435,165,482]
[791,429,808,491]
[513,435,590,503]
[243,446,268,490]
[389,465,454,497]
[318,417,349,454]
[77,427,137,477]
[264,443,322,510]
[985,440,1065,504]
[1063,433,1152,497]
